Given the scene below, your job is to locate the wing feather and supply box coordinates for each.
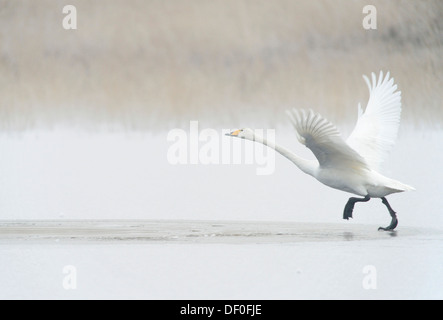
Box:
[286,109,369,170]
[347,71,402,171]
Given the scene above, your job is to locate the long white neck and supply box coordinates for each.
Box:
[250,133,317,177]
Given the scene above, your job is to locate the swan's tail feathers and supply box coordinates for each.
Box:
[388,180,416,193]
[401,183,416,192]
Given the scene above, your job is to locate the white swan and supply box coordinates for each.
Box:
[226,71,414,231]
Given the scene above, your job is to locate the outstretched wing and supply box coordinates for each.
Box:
[346,71,402,171]
[286,109,369,171]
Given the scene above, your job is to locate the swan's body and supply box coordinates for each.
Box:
[227,71,414,230]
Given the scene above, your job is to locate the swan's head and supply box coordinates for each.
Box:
[225,128,255,140]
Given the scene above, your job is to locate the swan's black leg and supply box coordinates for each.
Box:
[343,195,370,220]
[378,197,398,231]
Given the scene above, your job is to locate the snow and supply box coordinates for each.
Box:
[0,127,442,299]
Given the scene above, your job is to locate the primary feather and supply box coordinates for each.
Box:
[346,71,402,172]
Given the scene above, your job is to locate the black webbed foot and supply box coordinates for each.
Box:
[378,216,398,231]
[378,197,398,231]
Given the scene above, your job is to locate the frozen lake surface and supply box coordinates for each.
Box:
[0,219,438,243]
[0,220,442,300]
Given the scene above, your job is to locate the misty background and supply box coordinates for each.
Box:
[0,0,442,132]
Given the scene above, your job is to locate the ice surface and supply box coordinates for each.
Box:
[0,220,435,244]
[0,220,442,300]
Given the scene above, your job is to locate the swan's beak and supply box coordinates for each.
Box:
[226,129,242,137]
